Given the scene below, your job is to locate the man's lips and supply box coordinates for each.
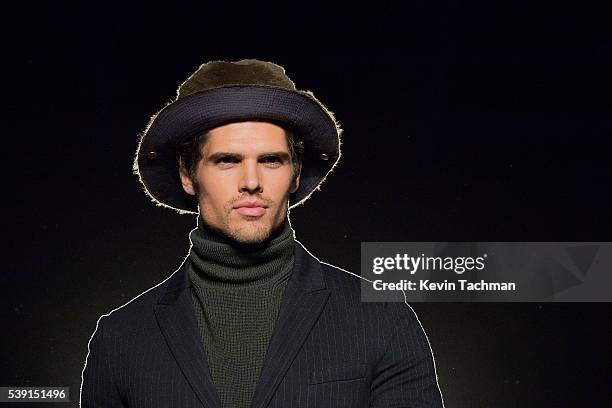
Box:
[234,202,267,217]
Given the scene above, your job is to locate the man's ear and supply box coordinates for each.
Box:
[178,160,197,196]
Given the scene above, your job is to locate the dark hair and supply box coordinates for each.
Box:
[176,122,304,187]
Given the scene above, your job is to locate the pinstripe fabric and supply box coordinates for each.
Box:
[81,242,444,407]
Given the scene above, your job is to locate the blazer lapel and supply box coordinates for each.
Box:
[250,241,331,408]
[153,263,223,408]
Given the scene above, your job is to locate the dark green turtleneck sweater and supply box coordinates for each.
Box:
[187,219,295,408]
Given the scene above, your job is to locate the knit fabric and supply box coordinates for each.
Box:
[187,219,295,408]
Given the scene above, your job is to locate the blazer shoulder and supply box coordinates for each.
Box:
[309,252,379,310]
[319,260,363,293]
[314,253,418,323]
[94,267,181,332]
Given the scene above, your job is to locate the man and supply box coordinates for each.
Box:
[80,59,444,407]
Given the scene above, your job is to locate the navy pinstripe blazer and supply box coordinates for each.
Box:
[81,241,444,407]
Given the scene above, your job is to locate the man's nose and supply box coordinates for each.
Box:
[239,159,263,194]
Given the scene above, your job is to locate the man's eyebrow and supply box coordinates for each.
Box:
[206,152,243,162]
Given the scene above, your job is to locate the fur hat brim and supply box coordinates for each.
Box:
[133,85,342,214]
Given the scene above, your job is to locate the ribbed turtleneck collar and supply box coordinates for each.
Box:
[188,217,295,289]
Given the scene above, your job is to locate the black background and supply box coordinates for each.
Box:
[3,1,611,407]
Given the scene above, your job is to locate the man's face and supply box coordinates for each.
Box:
[179,121,300,245]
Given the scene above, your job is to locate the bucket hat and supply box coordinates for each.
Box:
[133,59,342,214]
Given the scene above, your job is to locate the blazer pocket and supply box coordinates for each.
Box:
[309,364,369,385]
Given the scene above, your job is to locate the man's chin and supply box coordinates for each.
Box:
[224,220,275,246]
[199,212,286,247]
[229,228,271,245]
[229,217,291,246]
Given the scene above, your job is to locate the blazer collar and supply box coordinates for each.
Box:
[250,240,331,408]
